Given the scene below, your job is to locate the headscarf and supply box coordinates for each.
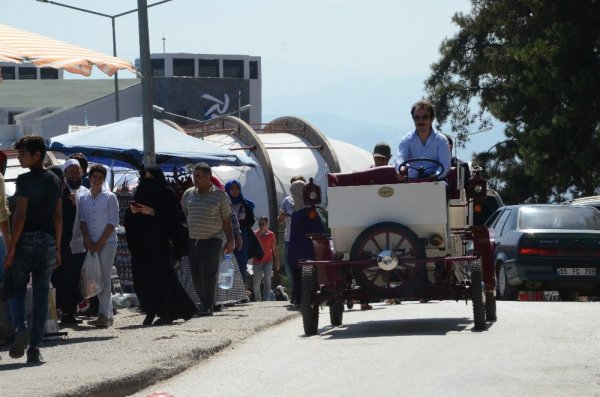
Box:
[224,179,255,208]
[134,164,168,208]
[290,180,310,212]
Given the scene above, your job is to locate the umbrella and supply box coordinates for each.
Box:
[0,23,136,77]
[47,117,256,169]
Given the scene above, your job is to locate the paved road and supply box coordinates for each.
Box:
[132,301,600,397]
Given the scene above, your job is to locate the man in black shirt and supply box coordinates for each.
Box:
[5,135,62,364]
[51,159,89,325]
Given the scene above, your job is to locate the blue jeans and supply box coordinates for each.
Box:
[252,261,273,302]
[9,231,57,348]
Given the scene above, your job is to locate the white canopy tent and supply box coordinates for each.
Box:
[206,133,374,221]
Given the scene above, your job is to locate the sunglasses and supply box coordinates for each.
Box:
[412,115,430,121]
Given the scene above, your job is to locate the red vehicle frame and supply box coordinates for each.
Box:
[298,163,496,335]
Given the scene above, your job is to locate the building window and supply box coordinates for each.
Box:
[19,67,37,80]
[249,61,258,79]
[151,59,165,77]
[223,60,243,78]
[40,68,59,79]
[1,66,16,80]
[8,112,22,125]
[173,58,195,77]
[198,59,219,78]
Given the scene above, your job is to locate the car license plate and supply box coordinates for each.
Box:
[556,267,597,276]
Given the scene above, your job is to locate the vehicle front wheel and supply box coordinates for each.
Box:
[485,291,497,322]
[497,264,519,301]
[301,266,320,336]
[471,261,487,331]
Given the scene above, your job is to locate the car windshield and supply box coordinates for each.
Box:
[519,206,600,230]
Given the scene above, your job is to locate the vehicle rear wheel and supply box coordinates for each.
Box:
[471,261,487,331]
[485,291,497,322]
[329,299,344,326]
[497,264,519,301]
[558,290,579,301]
[301,266,319,336]
[349,222,425,297]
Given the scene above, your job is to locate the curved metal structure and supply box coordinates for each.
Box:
[202,116,279,232]
[187,115,372,235]
[267,116,342,173]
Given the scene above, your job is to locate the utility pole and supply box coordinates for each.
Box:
[138,0,155,166]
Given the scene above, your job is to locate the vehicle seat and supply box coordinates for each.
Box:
[328,166,398,187]
[446,167,460,199]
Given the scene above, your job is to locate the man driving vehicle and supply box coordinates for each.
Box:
[394,99,451,181]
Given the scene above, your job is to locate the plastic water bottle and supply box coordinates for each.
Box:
[218,253,234,290]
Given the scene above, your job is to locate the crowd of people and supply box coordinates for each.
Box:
[0,99,465,364]
[0,136,317,364]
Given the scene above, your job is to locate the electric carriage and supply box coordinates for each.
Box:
[299,159,496,335]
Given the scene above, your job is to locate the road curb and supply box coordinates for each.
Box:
[56,341,233,397]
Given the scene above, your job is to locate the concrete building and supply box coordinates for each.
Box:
[0,62,64,80]
[0,53,262,148]
[143,53,261,126]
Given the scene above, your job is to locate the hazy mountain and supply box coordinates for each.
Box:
[262,74,506,159]
[263,112,405,153]
[263,75,427,151]
[263,74,428,126]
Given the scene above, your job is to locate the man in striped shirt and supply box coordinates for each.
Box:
[181,163,234,316]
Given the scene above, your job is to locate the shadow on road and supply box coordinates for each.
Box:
[43,335,116,347]
[317,317,472,338]
[0,361,36,371]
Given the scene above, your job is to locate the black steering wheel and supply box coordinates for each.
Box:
[397,157,445,181]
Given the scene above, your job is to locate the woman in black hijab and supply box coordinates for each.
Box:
[124,165,197,325]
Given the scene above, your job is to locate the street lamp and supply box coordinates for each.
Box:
[153,104,252,139]
[481,138,515,175]
[35,0,172,122]
[447,125,493,159]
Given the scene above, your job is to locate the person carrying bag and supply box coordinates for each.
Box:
[79,251,102,299]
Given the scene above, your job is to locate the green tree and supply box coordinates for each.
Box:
[426,0,600,203]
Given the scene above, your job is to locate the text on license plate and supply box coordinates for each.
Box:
[556,268,597,276]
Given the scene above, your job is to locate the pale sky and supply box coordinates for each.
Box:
[2,0,504,158]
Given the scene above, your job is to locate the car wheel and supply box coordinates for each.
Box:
[329,299,344,326]
[498,264,519,301]
[301,266,320,336]
[485,291,497,321]
[558,290,579,302]
[470,261,487,331]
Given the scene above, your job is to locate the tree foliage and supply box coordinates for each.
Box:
[426,0,600,203]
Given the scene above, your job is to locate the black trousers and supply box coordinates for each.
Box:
[188,238,222,311]
[51,250,86,315]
